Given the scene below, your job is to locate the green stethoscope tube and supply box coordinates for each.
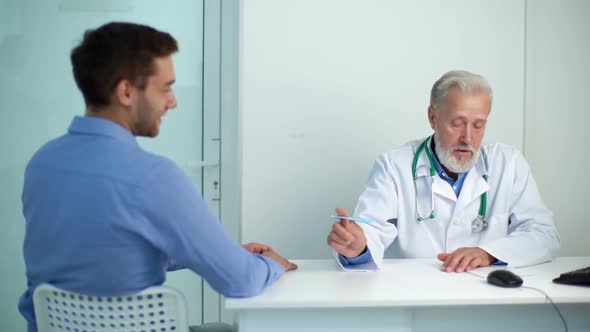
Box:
[412,136,488,229]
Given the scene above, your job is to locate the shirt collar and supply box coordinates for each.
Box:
[68,116,137,146]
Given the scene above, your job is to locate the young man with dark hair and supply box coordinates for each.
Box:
[20,22,295,332]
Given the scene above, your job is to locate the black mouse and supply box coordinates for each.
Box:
[486,269,523,288]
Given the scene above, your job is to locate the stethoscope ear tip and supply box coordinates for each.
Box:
[416,214,436,222]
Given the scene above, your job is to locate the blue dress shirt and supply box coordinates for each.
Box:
[20,116,284,332]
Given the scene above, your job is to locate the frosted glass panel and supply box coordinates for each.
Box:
[0,0,204,330]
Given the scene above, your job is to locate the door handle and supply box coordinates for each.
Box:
[186,160,219,168]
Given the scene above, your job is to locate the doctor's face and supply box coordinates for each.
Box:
[428,87,491,173]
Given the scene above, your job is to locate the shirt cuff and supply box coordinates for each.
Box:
[338,248,372,266]
[256,253,284,283]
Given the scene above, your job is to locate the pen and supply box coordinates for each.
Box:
[329,215,373,224]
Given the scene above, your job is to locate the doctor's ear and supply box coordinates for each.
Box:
[428,106,437,130]
[114,80,134,107]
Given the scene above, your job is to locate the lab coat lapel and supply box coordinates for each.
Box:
[453,156,489,216]
[433,176,456,201]
[414,143,456,202]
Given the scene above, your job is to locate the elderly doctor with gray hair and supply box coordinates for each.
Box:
[327,70,560,272]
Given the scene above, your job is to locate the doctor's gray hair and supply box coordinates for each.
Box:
[430,70,493,112]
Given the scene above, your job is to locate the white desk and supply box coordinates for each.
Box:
[226,257,590,332]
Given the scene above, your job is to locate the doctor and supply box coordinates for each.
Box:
[327,70,560,272]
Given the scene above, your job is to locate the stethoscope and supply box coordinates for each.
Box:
[411,136,489,233]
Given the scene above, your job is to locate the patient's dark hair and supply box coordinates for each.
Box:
[70,22,178,107]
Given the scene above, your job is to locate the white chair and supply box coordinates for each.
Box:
[33,283,189,332]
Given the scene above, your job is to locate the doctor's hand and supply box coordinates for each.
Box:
[437,247,497,273]
[327,207,367,258]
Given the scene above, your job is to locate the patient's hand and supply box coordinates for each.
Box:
[242,242,273,254]
[262,250,298,272]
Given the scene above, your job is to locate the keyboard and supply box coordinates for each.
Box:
[553,266,590,286]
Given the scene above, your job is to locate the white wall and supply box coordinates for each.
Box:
[239,0,527,258]
[525,0,590,256]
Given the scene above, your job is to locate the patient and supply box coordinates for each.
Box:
[19,22,296,332]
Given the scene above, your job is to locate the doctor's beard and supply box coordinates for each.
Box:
[433,133,481,173]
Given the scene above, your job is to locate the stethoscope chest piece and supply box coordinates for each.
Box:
[471,215,488,233]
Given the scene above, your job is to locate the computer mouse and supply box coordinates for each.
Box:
[486,269,523,288]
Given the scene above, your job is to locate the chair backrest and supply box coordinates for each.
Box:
[33,283,189,332]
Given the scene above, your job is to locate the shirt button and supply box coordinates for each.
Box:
[453,218,461,225]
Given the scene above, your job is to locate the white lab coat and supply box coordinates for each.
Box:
[340,138,560,270]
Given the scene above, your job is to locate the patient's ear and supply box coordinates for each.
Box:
[114,80,134,108]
